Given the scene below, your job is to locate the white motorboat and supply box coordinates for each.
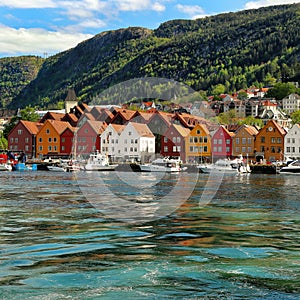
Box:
[140,157,186,172]
[279,160,300,175]
[84,151,118,171]
[198,155,251,174]
[47,159,81,172]
[0,163,12,171]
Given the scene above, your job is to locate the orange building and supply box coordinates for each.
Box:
[186,124,211,163]
[36,119,73,158]
[232,124,258,159]
[254,120,286,162]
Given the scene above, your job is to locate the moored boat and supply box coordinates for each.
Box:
[279,160,300,175]
[84,151,118,171]
[140,156,186,172]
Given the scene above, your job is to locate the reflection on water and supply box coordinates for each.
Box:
[0,171,299,299]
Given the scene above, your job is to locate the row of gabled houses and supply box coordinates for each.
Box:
[7,98,300,163]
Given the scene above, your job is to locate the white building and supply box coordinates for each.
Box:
[101,124,125,158]
[101,122,155,161]
[282,93,300,115]
[284,123,300,160]
[118,122,155,161]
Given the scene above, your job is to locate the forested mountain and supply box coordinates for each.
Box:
[1,3,300,110]
[0,56,44,108]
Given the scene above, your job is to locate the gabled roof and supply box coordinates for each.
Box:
[172,124,190,137]
[265,119,286,136]
[130,122,154,137]
[39,111,65,123]
[110,124,126,134]
[84,120,107,134]
[44,119,73,135]
[19,120,42,134]
[235,124,258,136]
[136,111,154,122]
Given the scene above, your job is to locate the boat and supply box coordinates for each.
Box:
[198,155,251,174]
[279,160,300,175]
[140,156,186,172]
[0,163,12,171]
[84,151,118,171]
[47,159,81,172]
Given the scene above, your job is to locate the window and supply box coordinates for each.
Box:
[177,146,181,152]
[130,147,133,152]
[261,136,265,143]
[173,145,177,152]
[190,137,193,143]
[46,129,50,134]
[48,137,52,143]
[203,137,208,143]
[271,146,275,153]
[203,146,208,152]
[85,129,89,133]
[125,147,127,152]
[286,147,290,153]
[226,147,230,153]
[242,147,246,153]
[25,145,29,151]
[226,139,230,145]
[39,146,43,151]
[248,138,252,144]
[194,137,198,143]
[15,138,18,143]
[292,147,295,153]
[25,137,29,143]
[213,139,217,144]
[54,146,57,151]
[39,137,42,143]
[18,129,22,135]
[196,129,201,134]
[61,137,65,143]
[164,137,168,143]
[177,137,181,143]
[10,138,13,143]
[287,138,290,143]
[164,146,168,152]
[236,147,240,153]
[236,138,240,144]
[277,138,282,143]
[92,137,96,143]
[213,146,217,152]
[62,146,65,151]
[128,131,132,136]
[199,137,203,143]
[218,146,222,152]
[271,137,276,143]
[218,139,222,145]
[248,147,252,153]
[242,138,246,144]
[292,138,295,143]
[135,139,138,144]
[134,148,137,152]
[48,146,52,151]
[190,146,193,152]
[172,137,176,143]
[261,146,265,152]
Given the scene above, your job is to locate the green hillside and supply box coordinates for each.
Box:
[0,56,44,108]
[2,3,300,109]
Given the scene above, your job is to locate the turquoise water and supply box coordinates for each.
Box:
[0,171,299,299]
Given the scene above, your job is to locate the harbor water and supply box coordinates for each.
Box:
[0,170,299,299]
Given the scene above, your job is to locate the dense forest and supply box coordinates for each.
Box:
[0,3,299,110]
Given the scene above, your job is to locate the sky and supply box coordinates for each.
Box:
[0,0,299,58]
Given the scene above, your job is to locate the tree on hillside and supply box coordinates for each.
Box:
[217,110,237,125]
[3,106,40,139]
[290,110,300,124]
[238,115,263,128]
[266,82,297,100]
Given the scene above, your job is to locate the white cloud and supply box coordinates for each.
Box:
[176,4,207,19]
[0,0,57,8]
[0,24,92,57]
[245,0,300,9]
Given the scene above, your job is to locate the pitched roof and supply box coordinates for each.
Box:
[20,120,42,134]
[130,122,154,137]
[45,119,73,135]
[86,120,107,134]
[172,124,190,137]
[110,124,125,134]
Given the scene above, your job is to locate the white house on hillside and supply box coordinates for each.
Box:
[282,93,300,115]
[284,123,300,160]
